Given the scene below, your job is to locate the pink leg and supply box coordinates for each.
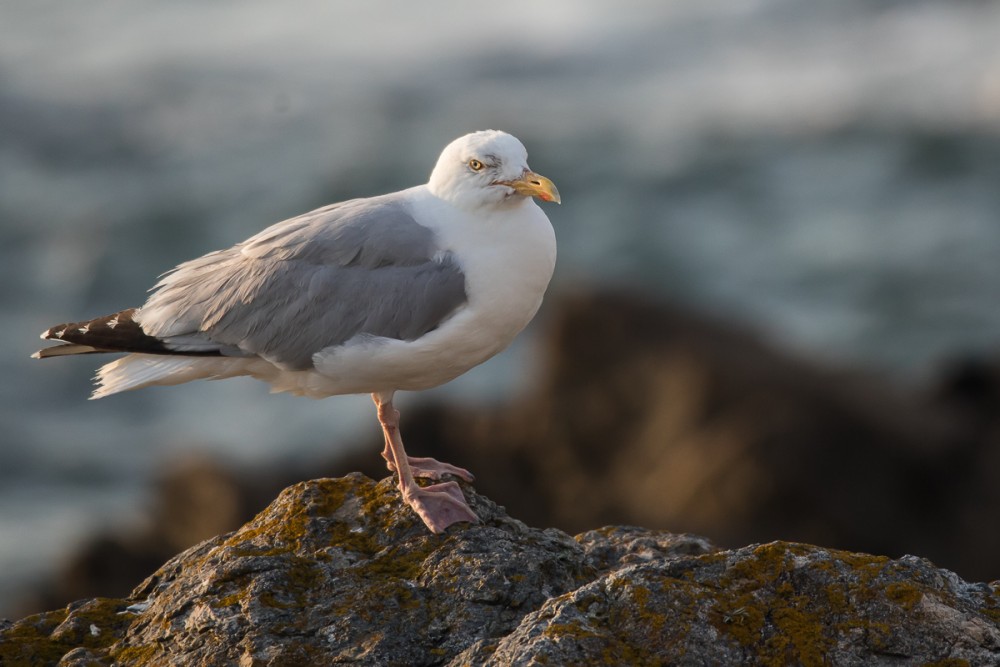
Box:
[372,392,478,533]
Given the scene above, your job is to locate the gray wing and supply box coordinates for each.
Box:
[137,192,467,369]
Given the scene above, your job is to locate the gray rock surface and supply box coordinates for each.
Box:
[3,474,1000,666]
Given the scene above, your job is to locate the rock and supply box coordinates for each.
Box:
[15,290,1000,618]
[9,455,301,618]
[374,290,1000,582]
[459,541,1000,666]
[3,474,1000,666]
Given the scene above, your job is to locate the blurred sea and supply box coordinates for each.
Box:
[2,0,1000,613]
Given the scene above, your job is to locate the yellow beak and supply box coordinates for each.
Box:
[499,170,561,204]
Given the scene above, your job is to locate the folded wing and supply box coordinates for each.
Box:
[35,193,468,370]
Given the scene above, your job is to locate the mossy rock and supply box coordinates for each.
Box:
[3,475,999,666]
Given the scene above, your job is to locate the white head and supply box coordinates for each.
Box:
[427,130,560,211]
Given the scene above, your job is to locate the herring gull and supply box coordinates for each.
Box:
[33,129,560,533]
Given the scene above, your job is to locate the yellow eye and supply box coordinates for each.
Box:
[468,159,484,171]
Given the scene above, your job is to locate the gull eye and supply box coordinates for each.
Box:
[468,159,484,172]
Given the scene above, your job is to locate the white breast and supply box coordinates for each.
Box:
[307,187,557,395]
[427,191,557,343]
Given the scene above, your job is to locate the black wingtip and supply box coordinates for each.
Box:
[34,309,226,359]
[36,309,162,355]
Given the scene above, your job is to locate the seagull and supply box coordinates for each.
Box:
[33,129,559,534]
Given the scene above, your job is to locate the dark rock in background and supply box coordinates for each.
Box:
[381,290,1000,579]
[12,289,1000,617]
[3,475,1000,666]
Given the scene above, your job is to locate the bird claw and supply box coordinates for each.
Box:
[385,455,475,483]
[403,481,479,533]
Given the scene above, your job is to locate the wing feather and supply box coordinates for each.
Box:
[136,192,467,369]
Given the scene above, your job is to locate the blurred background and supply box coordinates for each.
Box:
[3,1,1000,617]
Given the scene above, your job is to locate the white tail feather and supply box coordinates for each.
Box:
[91,354,256,399]
[90,353,341,400]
